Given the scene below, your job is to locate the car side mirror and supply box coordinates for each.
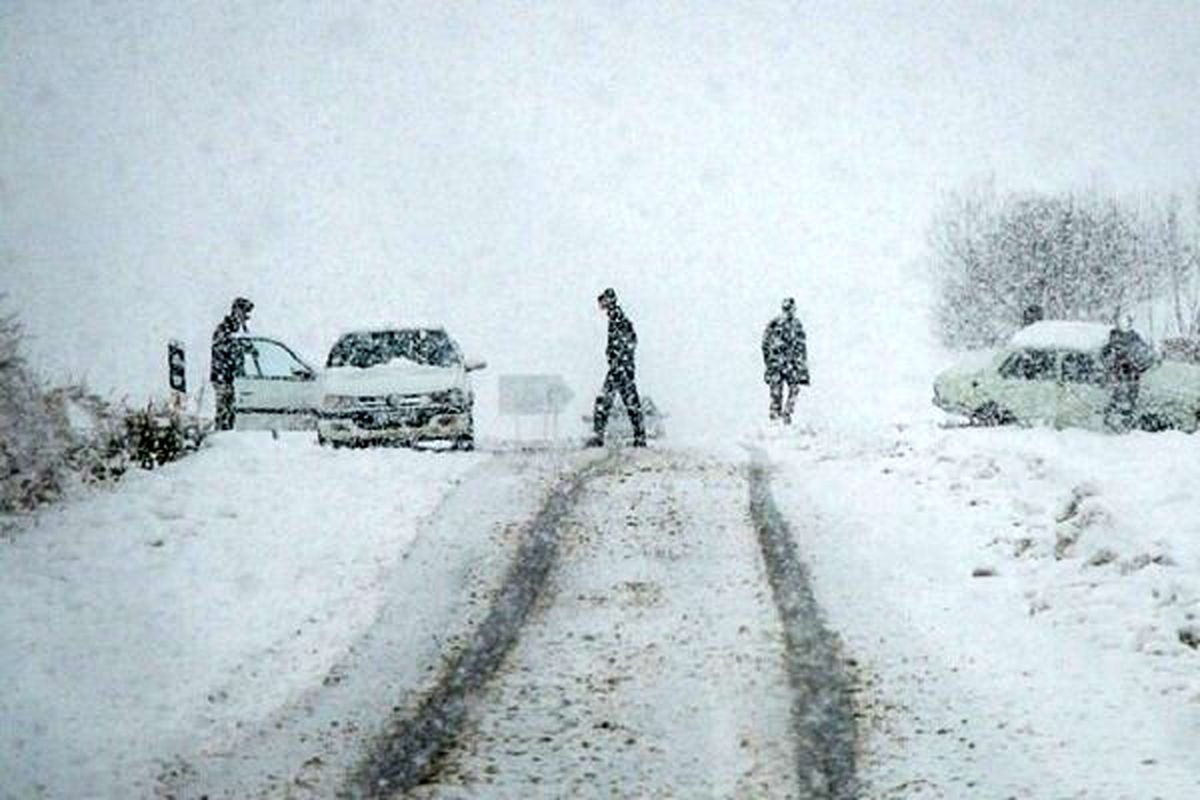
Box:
[465,359,487,372]
[292,367,316,381]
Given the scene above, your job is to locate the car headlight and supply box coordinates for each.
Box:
[430,389,468,408]
[322,395,358,410]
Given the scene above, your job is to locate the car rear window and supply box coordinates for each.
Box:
[999,348,1056,380]
[327,330,462,369]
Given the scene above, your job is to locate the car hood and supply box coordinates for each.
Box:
[322,362,467,397]
[935,349,1001,384]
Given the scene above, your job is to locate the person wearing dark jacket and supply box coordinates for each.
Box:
[586,288,646,447]
[1100,326,1153,432]
[211,297,253,431]
[762,297,809,424]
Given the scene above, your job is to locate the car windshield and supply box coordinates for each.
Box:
[326,329,461,369]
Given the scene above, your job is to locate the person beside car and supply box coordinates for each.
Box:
[586,288,646,448]
[1100,326,1153,432]
[211,297,253,431]
[762,297,810,424]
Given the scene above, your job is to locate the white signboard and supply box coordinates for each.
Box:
[499,374,574,415]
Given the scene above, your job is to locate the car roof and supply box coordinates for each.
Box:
[1010,320,1113,352]
[333,326,448,339]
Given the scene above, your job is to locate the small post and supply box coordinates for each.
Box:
[167,339,187,409]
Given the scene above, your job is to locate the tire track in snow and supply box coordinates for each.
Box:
[747,448,859,799]
[404,450,801,798]
[353,453,616,797]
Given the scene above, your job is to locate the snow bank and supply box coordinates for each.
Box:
[762,421,1200,797]
[0,433,483,799]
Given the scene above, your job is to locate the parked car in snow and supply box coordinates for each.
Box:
[316,327,486,449]
[231,335,322,431]
[933,321,1200,433]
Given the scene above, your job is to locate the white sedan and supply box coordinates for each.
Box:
[231,335,322,430]
[933,321,1200,433]
[316,327,486,449]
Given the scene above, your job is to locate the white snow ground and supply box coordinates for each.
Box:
[761,414,1200,798]
[0,433,494,799]
[4,418,1196,798]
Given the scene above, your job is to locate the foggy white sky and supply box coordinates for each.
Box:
[4,1,1200,436]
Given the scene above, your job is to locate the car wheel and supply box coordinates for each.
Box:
[1138,412,1171,433]
[971,402,1014,427]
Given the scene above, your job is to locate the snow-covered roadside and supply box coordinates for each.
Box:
[0,433,484,799]
[762,421,1200,798]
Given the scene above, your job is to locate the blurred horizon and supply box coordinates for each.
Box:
[5,1,1200,438]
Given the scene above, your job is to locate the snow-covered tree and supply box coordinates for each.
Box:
[0,299,72,512]
[1,297,209,517]
[929,186,1166,347]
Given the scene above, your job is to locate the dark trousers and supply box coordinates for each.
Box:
[1104,380,1139,432]
[593,366,644,440]
[214,382,236,431]
[767,373,801,423]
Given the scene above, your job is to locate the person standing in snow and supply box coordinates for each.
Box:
[210,297,253,431]
[762,297,809,424]
[1100,325,1153,432]
[586,288,646,448]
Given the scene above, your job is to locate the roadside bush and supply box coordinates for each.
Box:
[0,307,72,512]
[1161,337,1200,364]
[122,400,208,469]
[1,300,209,516]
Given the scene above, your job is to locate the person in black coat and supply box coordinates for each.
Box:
[586,288,646,447]
[1100,326,1153,432]
[211,297,253,430]
[762,297,809,424]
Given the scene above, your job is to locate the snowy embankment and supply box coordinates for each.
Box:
[763,419,1200,798]
[0,433,489,799]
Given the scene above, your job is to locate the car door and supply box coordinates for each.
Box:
[233,336,321,430]
[992,348,1059,425]
[1058,350,1109,430]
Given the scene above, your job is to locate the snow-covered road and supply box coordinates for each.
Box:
[0,435,587,799]
[4,425,1198,799]
[405,450,836,799]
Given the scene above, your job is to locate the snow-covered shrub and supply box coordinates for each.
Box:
[0,306,74,512]
[1161,337,1200,364]
[121,400,207,469]
[47,384,132,483]
[1,299,209,515]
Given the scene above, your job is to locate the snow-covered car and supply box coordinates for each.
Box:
[316,327,486,449]
[581,395,667,441]
[231,335,322,431]
[933,321,1200,432]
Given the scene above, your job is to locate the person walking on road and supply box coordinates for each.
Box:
[586,288,647,448]
[762,297,809,424]
[211,297,253,431]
